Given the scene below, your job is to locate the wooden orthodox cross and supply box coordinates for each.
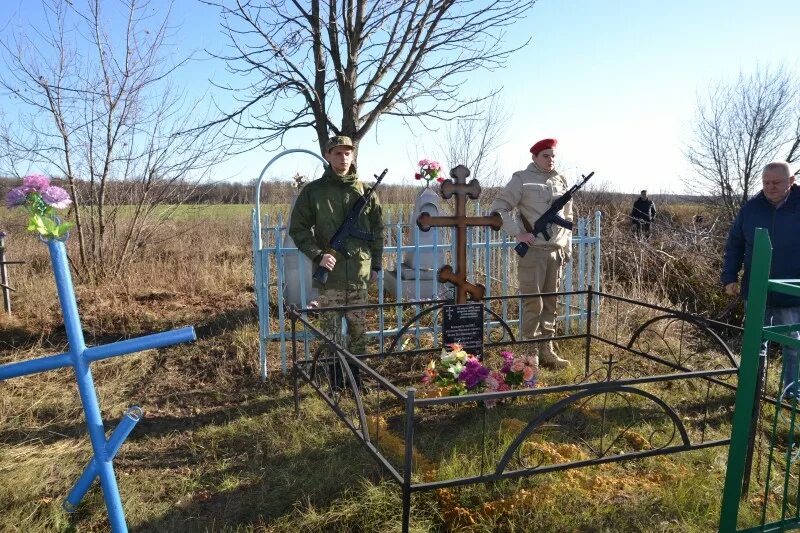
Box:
[417,165,502,304]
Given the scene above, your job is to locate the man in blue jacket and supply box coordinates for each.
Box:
[722,161,800,397]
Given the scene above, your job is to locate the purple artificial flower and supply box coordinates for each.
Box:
[5,186,29,208]
[458,356,490,389]
[22,174,51,192]
[41,186,72,209]
[500,351,515,374]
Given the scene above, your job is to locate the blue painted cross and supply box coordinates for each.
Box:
[0,239,196,532]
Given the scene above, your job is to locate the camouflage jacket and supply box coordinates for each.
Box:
[289,166,384,290]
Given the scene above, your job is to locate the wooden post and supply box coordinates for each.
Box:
[1,231,12,314]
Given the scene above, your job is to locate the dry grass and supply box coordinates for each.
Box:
[0,198,768,532]
[595,196,736,319]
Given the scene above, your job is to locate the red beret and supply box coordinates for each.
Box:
[530,138,557,155]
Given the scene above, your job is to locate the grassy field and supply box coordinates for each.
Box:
[0,201,790,532]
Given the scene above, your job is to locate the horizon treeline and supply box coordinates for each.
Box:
[0,176,701,207]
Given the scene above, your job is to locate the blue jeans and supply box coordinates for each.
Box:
[761,306,800,396]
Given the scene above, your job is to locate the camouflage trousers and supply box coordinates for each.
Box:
[317,288,369,389]
[317,288,369,354]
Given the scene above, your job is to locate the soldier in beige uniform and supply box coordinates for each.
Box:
[490,138,572,369]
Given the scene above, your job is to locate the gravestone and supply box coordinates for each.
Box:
[384,187,445,300]
[0,237,196,532]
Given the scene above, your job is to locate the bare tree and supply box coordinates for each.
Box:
[685,66,800,220]
[202,0,536,157]
[440,95,508,182]
[0,0,228,280]
[432,94,509,210]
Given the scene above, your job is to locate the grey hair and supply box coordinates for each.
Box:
[763,161,792,178]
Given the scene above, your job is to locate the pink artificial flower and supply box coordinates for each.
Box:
[41,186,72,209]
[523,366,535,382]
[485,371,511,407]
[22,174,50,192]
[5,186,29,208]
[486,371,508,391]
[429,161,441,170]
[422,360,437,384]
[511,360,525,373]
[418,158,430,167]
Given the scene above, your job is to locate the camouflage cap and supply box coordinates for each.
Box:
[326,135,354,152]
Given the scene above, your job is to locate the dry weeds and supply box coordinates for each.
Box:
[0,198,760,532]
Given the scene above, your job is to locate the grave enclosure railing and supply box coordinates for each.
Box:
[289,288,743,532]
[250,147,602,380]
[252,207,602,379]
[0,231,24,314]
[720,228,800,533]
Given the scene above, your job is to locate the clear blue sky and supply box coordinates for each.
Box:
[2,0,799,193]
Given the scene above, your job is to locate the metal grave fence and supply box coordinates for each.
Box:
[252,206,602,379]
[249,147,601,380]
[719,228,800,532]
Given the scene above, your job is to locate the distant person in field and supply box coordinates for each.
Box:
[490,137,572,370]
[289,135,384,390]
[630,189,656,237]
[722,161,800,398]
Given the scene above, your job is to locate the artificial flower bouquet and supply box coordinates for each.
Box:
[422,344,539,405]
[499,350,539,388]
[422,343,484,396]
[414,158,444,187]
[5,175,73,240]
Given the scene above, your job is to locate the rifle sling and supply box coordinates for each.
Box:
[519,213,534,234]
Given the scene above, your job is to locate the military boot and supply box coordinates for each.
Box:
[538,341,571,370]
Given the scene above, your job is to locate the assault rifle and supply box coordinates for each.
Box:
[313,168,388,284]
[512,171,594,257]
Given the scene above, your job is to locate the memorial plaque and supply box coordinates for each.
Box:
[442,303,484,358]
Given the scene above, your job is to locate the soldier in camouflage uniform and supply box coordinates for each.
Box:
[289,135,384,388]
